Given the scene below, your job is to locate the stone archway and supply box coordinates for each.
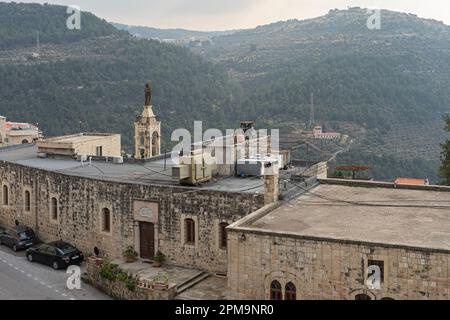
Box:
[350,289,377,300]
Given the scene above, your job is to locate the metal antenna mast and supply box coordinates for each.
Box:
[309,92,315,128]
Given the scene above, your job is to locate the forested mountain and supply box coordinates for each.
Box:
[0,2,241,150]
[1,3,449,182]
[189,8,450,183]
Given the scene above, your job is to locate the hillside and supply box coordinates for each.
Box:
[112,23,235,42]
[0,3,242,150]
[191,8,450,182]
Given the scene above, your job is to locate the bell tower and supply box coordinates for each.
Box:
[134,82,161,159]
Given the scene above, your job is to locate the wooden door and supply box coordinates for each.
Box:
[139,222,155,259]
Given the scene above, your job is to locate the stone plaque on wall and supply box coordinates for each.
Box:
[133,200,158,223]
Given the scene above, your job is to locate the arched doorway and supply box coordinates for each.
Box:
[355,294,372,300]
[22,139,29,144]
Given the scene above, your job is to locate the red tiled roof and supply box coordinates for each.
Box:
[394,178,428,186]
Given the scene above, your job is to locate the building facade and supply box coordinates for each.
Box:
[228,179,450,300]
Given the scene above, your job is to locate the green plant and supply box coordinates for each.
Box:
[125,276,138,291]
[99,262,119,281]
[154,251,166,264]
[123,246,138,261]
[116,272,128,282]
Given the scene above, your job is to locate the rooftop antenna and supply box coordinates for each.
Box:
[309,92,315,129]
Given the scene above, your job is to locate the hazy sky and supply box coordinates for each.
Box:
[3,0,450,30]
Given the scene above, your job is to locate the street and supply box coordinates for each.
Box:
[0,245,111,300]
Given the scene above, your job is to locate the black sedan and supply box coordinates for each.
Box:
[26,241,84,270]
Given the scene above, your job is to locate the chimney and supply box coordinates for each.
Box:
[264,173,279,205]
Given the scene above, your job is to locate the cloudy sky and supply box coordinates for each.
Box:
[3,0,450,30]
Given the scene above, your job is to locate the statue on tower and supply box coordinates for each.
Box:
[144,82,152,106]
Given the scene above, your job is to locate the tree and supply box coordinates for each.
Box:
[439,114,450,185]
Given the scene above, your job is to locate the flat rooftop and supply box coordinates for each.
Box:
[40,133,118,144]
[248,181,450,251]
[0,144,264,193]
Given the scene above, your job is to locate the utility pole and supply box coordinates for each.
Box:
[309,92,315,129]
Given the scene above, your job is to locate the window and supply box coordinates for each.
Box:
[51,197,58,220]
[185,218,195,244]
[368,259,385,284]
[96,146,103,157]
[3,185,8,205]
[102,208,111,232]
[285,282,296,300]
[219,222,228,249]
[24,190,31,212]
[270,281,282,300]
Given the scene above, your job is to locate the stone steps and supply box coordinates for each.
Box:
[175,271,210,296]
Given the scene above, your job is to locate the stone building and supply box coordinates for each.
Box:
[0,116,42,146]
[37,133,121,158]
[227,179,450,300]
[0,143,265,274]
[134,83,161,159]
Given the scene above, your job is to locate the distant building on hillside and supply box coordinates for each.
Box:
[0,116,42,147]
[303,125,341,140]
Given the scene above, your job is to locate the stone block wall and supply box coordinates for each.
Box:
[227,230,450,300]
[0,161,264,274]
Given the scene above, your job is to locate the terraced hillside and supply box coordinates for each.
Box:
[0,3,242,150]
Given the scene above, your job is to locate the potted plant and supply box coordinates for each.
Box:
[152,250,166,268]
[152,275,169,290]
[87,253,104,268]
[123,246,138,263]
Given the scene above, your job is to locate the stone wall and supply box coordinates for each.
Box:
[227,230,450,300]
[0,161,264,273]
[85,260,176,300]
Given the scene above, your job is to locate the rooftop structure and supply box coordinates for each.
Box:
[394,177,429,186]
[37,133,121,158]
[236,179,450,252]
[0,144,265,193]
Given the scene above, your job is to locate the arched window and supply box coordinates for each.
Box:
[51,197,58,220]
[219,222,228,249]
[24,190,31,212]
[3,185,8,205]
[102,208,111,232]
[270,280,282,300]
[355,294,372,300]
[285,282,296,300]
[151,131,159,156]
[185,218,195,244]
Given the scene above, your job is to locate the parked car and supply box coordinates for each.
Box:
[26,241,84,270]
[0,225,36,251]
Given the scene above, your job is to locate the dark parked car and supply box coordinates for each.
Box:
[0,225,36,251]
[26,241,84,270]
